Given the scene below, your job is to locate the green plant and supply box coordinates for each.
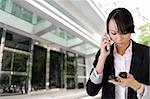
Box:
[138,23,150,46]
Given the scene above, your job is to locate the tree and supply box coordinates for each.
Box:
[138,23,150,46]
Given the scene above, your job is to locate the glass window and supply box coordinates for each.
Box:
[67,78,75,89]
[32,45,47,90]
[77,56,85,64]
[2,50,12,71]
[67,64,75,76]
[66,51,76,63]
[37,16,43,23]
[11,3,33,23]
[5,31,31,52]
[49,50,65,88]
[11,75,27,86]
[0,74,9,89]
[21,8,33,23]
[11,3,22,18]
[78,66,86,76]
[13,52,29,72]
[0,0,6,11]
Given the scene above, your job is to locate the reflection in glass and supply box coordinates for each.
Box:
[67,78,75,89]
[77,56,85,64]
[66,51,76,63]
[32,45,46,90]
[11,3,33,23]
[49,50,64,88]
[0,74,28,94]
[5,31,31,52]
[67,64,75,76]
[77,56,86,88]
[13,52,29,72]
[11,75,27,86]
[0,0,6,11]
[0,74,9,89]
[78,78,85,88]
[2,50,12,71]
[78,66,86,76]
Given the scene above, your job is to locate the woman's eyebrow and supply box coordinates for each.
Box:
[109,30,118,32]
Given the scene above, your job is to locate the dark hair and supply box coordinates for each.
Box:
[106,8,135,34]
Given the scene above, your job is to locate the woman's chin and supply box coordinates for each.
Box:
[115,43,124,47]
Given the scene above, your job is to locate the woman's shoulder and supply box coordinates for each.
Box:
[133,41,150,50]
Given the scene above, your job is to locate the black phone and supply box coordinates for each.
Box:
[105,45,110,51]
[105,34,112,51]
[109,72,127,82]
[119,72,127,78]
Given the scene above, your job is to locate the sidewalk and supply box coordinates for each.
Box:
[0,89,101,99]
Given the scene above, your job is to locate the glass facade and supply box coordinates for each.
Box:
[0,0,6,11]
[32,45,47,90]
[2,50,12,71]
[0,0,44,24]
[5,31,31,52]
[65,51,76,89]
[49,50,65,88]
[11,3,33,23]
[0,74,9,94]
[13,52,28,72]
[77,55,86,88]
[0,28,87,96]
[0,29,30,95]
[2,50,29,72]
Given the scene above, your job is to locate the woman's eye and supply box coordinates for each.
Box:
[111,32,116,35]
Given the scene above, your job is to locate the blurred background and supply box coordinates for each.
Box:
[0,0,149,98]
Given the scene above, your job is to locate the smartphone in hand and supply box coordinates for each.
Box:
[109,72,127,82]
[119,72,127,78]
[105,34,113,51]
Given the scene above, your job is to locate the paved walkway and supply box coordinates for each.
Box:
[0,89,101,99]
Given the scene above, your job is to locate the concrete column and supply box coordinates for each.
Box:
[45,47,50,89]
[0,28,6,71]
[28,40,34,93]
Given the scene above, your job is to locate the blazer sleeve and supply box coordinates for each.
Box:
[86,50,102,96]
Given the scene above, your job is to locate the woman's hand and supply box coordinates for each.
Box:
[108,73,141,91]
[100,33,112,57]
[95,33,112,74]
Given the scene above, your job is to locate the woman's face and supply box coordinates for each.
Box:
[108,19,131,48]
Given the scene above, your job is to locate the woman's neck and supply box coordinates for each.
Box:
[116,40,131,56]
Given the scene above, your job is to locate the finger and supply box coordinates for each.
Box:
[102,40,111,45]
[102,37,110,43]
[105,33,111,40]
[117,76,126,82]
[102,33,111,41]
[108,79,120,85]
[127,73,133,78]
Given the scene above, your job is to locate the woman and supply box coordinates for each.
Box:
[86,8,150,99]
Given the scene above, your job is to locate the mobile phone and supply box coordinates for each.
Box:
[105,34,112,51]
[105,45,110,51]
[119,72,127,78]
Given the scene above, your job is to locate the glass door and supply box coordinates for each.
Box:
[0,30,31,95]
[31,45,47,90]
[49,50,65,88]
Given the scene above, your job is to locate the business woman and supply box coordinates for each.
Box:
[86,8,150,99]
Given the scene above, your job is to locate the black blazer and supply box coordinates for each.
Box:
[86,41,150,99]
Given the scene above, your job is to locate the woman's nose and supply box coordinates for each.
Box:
[116,34,123,40]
